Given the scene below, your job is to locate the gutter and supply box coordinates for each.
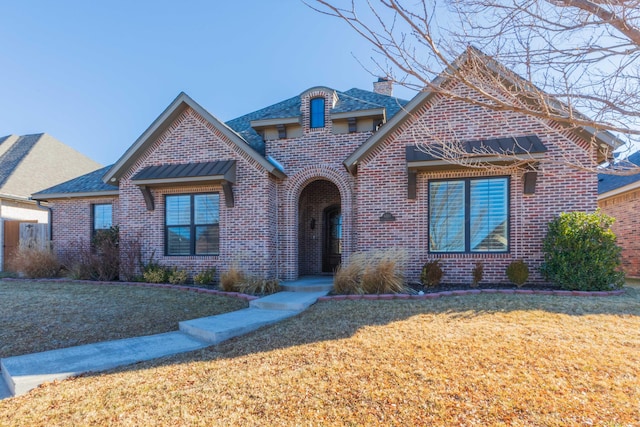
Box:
[34,200,53,241]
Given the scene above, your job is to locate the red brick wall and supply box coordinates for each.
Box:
[355,85,597,285]
[50,196,119,260]
[599,190,640,277]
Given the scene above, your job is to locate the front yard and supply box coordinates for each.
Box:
[1,282,639,425]
[0,280,247,358]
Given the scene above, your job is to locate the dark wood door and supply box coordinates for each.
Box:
[322,205,342,273]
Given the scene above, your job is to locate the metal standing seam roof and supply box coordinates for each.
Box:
[131,160,235,182]
[406,135,548,162]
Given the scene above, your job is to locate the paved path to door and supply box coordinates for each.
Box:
[0,277,333,399]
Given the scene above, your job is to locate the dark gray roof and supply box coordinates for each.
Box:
[598,151,640,194]
[0,134,41,187]
[225,87,409,155]
[33,165,116,196]
[132,160,235,181]
[406,135,547,162]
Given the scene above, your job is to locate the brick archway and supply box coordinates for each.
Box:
[281,166,355,280]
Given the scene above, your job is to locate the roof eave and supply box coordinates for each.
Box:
[31,190,120,201]
[598,180,640,201]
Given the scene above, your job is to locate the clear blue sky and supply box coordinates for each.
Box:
[0,1,414,165]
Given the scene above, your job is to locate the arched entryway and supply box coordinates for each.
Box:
[298,180,341,275]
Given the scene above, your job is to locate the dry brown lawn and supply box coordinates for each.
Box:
[1,286,639,426]
[0,279,247,358]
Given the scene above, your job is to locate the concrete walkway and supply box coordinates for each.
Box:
[0,276,333,399]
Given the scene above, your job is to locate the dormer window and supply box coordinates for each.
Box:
[310,97,325,128]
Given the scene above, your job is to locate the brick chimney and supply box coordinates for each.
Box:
[373,77,393,96]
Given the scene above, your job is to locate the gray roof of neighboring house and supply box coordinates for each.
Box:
[0,133,102,199]
[32,165,116,198]
[0,134,41,188]
[598,151,640,195]
[225,87,409,155]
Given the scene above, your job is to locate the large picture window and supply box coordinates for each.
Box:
[310,97,325,128]
[165,193,219,256]
[429,177,509,253]
[92,204,113,235]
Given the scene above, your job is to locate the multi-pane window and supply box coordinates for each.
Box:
[92,204,112,235]
[165,194,219,256]
[310,97,325,128]
[429,177,509,253]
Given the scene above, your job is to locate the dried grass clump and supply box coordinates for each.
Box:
[235,277,281,295]
[220,266,245,292]
[334,248,407,294]
[11,245,60,278]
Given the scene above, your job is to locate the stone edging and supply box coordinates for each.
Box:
[317,288,626,301]
[1,278,260,301]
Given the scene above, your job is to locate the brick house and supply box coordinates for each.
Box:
[598,152,640,278]
[33,53,616,285]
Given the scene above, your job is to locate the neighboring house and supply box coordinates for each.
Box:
[0,133,102,271]
[598,151,640,278]
[33,51,617,284]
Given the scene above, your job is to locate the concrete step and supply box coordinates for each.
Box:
[1,331,208,397]
[281,278,334,293]
[179,308,298,344]
[249,291,328,311]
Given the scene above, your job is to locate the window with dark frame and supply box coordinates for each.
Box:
[92,204,113,235]
[165,193,219,256]
[428,177,509,253]
[310,97,325,128]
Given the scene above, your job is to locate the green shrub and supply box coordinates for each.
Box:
[333,249,407,294]
[168,268,188,285]
[421,260,443,288]
[471,261,483,288]
[11,245,60,278]
[143,262,169,284]
[193,268,216,285]
[506,259,529,287]
[540,210,624,291]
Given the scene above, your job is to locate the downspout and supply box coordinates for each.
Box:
[275,181,280,280]
[34,200,53,241]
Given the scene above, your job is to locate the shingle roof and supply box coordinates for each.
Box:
[33,165,116,197]
[224,87,409,155]
[0,134,41,188]
[598,151,640,195]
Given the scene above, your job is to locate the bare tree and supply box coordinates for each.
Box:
[309,0,640,174]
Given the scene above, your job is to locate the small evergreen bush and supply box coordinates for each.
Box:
[168,268,188,285]
[421,260,443,288]
[540,210,624,291]
[506,259,529,287]
[193,268,216,285]
[471,261,483,288]
[143,262,169,284]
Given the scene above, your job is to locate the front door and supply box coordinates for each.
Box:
[322,205,342,273]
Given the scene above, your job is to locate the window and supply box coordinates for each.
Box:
[92,204,113,235]
[310,97,325,128]
[429,177,508,253]
[165,193,219,256]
